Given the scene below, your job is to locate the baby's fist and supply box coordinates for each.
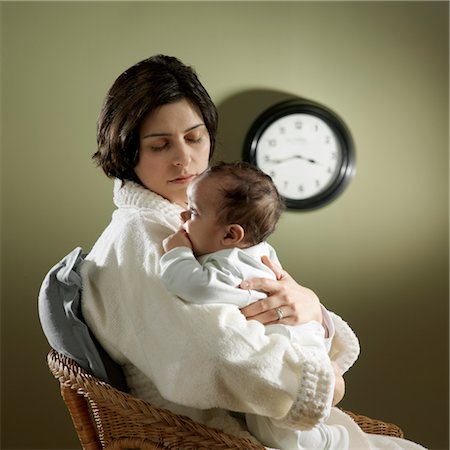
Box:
[163,229,192,253]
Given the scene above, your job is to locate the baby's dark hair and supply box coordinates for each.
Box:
[202,161,285,245]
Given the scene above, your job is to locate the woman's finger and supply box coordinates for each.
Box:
[240,277,284,295]
[241,302,299,326]
[240,296,277,317]
[260,255,284,280]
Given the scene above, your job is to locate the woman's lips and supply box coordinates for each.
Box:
[170,174,195,184]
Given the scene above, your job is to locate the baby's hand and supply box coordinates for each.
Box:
[163,229,192,253]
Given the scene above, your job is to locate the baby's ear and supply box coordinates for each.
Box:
[222,224,245,246]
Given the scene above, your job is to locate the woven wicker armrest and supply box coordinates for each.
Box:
[48,349,264,449]
[47,349,403,450]
[341,409,404,439]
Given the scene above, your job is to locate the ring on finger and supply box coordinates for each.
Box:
[275,307,284,321]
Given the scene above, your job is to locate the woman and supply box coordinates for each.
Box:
[81,55,424,449]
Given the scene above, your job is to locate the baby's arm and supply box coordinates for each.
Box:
[160,236,255,307]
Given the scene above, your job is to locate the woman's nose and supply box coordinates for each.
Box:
[173,141,191,167]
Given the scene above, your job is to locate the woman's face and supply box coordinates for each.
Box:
[135,98,211,206]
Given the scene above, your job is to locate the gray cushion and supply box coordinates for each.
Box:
[38,247,127,391]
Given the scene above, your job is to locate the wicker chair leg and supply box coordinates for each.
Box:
[61,384,102,450]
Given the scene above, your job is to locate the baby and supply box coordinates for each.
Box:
[161,161,348,449]
[162,160,286,308]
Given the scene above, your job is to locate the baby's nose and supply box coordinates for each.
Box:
[180,210,190,222]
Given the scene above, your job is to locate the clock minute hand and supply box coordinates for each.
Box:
[267,154,321,165]
[293,154,320,165]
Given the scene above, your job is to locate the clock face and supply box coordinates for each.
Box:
[244,99,355,210]
[255,113,343,201]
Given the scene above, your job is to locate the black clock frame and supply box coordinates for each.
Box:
[243,99,355,210]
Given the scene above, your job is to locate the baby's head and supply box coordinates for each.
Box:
[182,161,284,256]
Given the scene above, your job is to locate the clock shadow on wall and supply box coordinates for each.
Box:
[216,89,356,211]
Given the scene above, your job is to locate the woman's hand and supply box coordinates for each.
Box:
[331,362,345,406]
[239,256,323,326]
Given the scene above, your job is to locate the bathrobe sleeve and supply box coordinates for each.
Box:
[328,311,360,374]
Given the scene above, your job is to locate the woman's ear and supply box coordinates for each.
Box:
[222,224,245,246]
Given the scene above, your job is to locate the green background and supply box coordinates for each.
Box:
[1,2,448,449]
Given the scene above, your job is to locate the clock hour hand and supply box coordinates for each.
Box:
[266,154,320,165]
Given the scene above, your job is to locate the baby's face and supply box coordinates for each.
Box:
[181,176,228,257]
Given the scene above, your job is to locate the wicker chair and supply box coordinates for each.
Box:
[47,349,404,450]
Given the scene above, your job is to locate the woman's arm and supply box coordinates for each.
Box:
[331,361,345,406]
[240,255,357,407]
[82,218,335,430]
[328,311,360,374]
[240,256,360,371]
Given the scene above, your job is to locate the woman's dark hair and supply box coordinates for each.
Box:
[93,55,218,182]
[202,161,285,245]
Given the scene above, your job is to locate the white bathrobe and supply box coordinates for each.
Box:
[81,180,426,449]
[159,243,426,450]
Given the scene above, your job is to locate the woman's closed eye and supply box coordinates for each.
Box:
[185,131,204,144]
[147,132,203,151]
[150,140,170,151]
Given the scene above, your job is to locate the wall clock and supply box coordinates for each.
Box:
[243,99,355,210]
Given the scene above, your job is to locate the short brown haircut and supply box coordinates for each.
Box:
[201,161,285,245]
[93,55,218,182]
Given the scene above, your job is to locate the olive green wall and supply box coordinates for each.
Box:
[1,2,448,449]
